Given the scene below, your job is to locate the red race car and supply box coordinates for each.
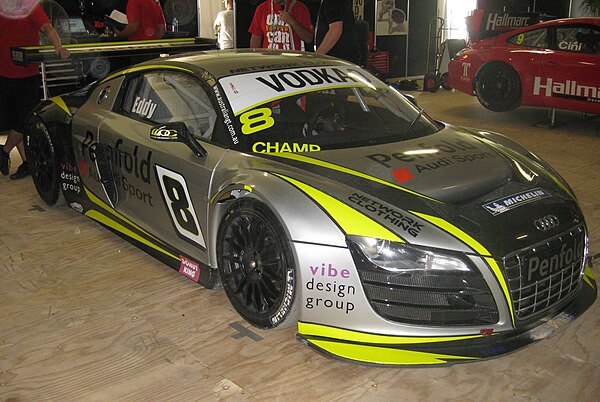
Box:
[448,17,600,114]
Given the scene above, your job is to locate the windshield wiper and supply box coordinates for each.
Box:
[403,108,424,140]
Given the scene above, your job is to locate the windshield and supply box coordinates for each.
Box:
[219,65,441,151]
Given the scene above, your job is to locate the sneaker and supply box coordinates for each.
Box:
[10,161,30,180]
[0,148,9,176]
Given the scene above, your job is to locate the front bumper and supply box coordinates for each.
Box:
[297,267,596,367]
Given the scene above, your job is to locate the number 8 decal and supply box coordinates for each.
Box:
[240,107,275,135]
[156,165,206,247]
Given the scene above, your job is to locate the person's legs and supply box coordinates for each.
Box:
[6,130,30,179]
[0,144,9,175]
[3,75,40,179]
[0,77,11,175]
[1,130,25,176]
[15,136,26,162]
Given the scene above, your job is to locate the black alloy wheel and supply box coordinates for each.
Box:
[26,120,63,205]
[217,199,297,329]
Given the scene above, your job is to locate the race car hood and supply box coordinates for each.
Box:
[319,126,514,204]
[261,124,584,257]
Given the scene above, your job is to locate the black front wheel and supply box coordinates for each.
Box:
[475,63,521,112]
[26,119,63,206]
[217,199,298,329]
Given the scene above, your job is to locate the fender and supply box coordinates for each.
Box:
[27,97,75,147]
[25,99,73,170]
[207,170,347,269]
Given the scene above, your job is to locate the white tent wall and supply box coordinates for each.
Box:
[198,0,228,41]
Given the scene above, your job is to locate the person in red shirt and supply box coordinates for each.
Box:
[114,0,166,41]
[249,0,313,51]
[0,0,70,179]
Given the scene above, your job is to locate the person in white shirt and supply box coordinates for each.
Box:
[214,0,234,49]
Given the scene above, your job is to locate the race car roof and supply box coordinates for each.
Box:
[140,49,353,81]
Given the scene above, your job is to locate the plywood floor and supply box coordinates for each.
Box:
[1,89,599,401]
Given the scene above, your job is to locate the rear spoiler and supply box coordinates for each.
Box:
[466,10,541,43]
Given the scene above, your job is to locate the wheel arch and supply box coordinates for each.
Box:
[25,98,74,162]
[207,171,347,270]
[474,59,516,78]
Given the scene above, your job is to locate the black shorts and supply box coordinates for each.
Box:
[0,75,41,133]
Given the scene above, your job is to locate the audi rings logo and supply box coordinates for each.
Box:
[534,215,560,231]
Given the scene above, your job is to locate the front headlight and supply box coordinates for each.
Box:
[350,236,471,273]
[453,49,468,59]
[348,236,499,326]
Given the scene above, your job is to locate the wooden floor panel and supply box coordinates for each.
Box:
[1,89,599,401]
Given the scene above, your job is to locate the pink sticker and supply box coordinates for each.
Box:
[179,256,200,281]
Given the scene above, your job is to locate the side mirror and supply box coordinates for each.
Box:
[402,93,418,107]
[150,122,207,157]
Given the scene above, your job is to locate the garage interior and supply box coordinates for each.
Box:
[1,0,600,400]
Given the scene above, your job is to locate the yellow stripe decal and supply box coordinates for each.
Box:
[411,211,515,326]
[275,173,404,242]
[584,265,596,289]
[269,153,439,202]
[298,322,483,345]
[49,96,71,116]
[100,65,193,83]
[85,187,166,245]
[86,210,179,261]
[307,339,477,365]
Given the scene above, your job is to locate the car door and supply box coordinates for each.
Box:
[96,68,227,263]
[71,75,126,204]
[504,26,549,108]
[539,24,600,113]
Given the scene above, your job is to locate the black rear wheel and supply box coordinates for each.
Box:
[26,120,63,206]
[217,199,297,329]
[475,63,521,112]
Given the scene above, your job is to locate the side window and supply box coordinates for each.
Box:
[556,25,600,54]
[507,28,548,48]
[119,71,217,140]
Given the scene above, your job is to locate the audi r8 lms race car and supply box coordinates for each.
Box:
[448,17,600,113]
[24,49,596,366]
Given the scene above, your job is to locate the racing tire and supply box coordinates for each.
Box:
[217,199,298,329]
[440,72,452,91]
[26,119,63,206]
[475,62,521,112]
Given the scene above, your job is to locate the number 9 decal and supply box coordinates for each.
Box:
[156,164,206,248]
[239,107,275,135]
[516,33,525,45]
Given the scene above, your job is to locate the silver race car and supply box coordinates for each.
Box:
[24,50,596,366]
